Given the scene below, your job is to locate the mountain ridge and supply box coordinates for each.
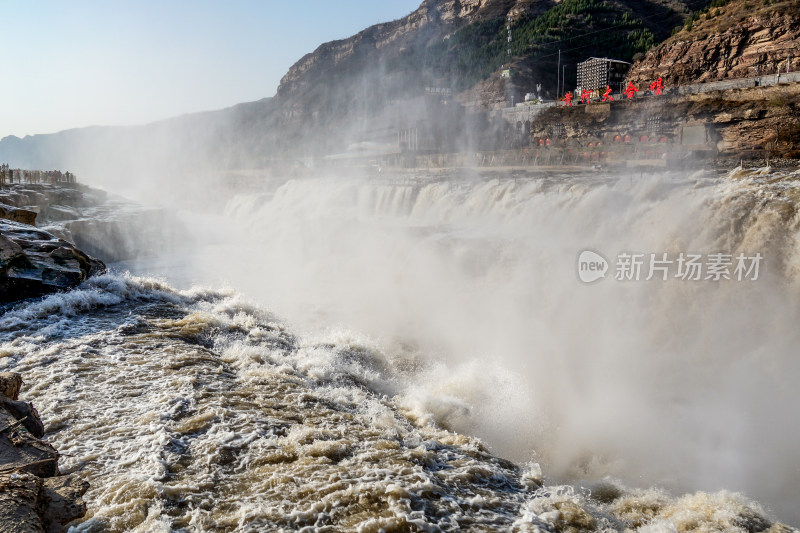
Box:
[3,0,798,177]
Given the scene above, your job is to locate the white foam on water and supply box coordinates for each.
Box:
[1,271,792,530]
[204,167,800,525]
[2,166,799,530]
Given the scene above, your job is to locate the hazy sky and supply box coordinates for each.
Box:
[0,1,421,138]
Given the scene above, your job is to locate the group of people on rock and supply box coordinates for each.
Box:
[0,163,76,185]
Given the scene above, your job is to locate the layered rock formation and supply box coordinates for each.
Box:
[0,184,107,224]
[0,205,36,226]
[0,184,114,302]
[526,82,800,160]
[702,83,800,156]
[0,373,88,532]
[0,183,190,264]
[627,0,799,86]
[0,220,105,303]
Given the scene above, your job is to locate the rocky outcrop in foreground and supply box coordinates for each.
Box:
[0,220,105,303]
[1,183,189,264]
[0,373,87,532]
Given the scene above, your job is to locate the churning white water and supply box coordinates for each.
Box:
[192,168,800,521]
[3,166,799,531]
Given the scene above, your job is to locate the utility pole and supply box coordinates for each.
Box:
[557,49,561,99]
[562,64,567,96]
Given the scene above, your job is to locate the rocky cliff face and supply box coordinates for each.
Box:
[627,0,799,86]
[703,83,800,156]
[276,0,550,100]
[526,82,800,161]
[269,0,565,155]
[270,0,697,156]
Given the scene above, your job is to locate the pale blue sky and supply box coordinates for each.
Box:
[0,1,421,138]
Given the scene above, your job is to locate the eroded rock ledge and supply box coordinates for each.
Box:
[0,220,105,303]
[0,372,87,532]
[0,183,189,264]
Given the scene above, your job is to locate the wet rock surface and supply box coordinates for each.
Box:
[0,372,88,532]
[0,184,106,221]
[0,183,189,263]
[0,205,36,226]
[0,220,105,303]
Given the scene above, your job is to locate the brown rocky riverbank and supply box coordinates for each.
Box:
[1,181,190,303]
[0,183,108,298]
[0,373,87,532]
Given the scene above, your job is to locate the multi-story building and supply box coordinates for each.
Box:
[576,57,631,93]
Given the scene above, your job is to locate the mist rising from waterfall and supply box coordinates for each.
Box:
[111,166,800,524]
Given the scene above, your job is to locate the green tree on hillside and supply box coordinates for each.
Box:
[386,0,657,90]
